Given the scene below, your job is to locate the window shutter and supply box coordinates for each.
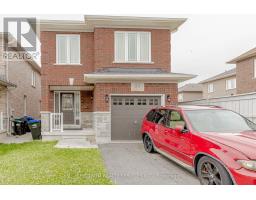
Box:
[128,32,137,61]
[115,32,125,62]
[139,32,150,62]
[57,36,67,64]
[69,36,80,64]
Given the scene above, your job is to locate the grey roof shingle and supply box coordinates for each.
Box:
[200,68,236,84]
[178,83,203,92]
[227,47,256,64]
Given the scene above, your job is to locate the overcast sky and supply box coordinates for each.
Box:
[1,14,256,85]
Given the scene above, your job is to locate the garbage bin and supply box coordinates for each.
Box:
[11,119,24,135]
[23,116,34,132]
[28,120,41,140]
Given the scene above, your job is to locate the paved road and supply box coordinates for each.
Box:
[99,143,199,185]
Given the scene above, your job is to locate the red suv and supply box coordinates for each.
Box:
[141,105,256,185]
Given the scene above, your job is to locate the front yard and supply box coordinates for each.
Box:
[0,141,112,184]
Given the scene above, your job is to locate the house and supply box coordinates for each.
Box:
[0,33,41,133]
[178,83,203,102]
[39,15,195,143]
[227,47,256,94]
[199,68,236,99]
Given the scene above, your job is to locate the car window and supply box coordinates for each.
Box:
[146,110,156,122]
[153,109,167,124]
[166,110,186,129]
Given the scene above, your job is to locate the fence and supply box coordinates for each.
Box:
[50,113,63,132]
[180,92,256,123]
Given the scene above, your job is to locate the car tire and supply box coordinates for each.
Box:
[143,134,155,153]
[197,156,233,185]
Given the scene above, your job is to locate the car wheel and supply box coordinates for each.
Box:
[143,134,155,153]
[197,156,233,185]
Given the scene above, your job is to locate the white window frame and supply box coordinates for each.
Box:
[114,31,152,63]
[226,78,236,90]
[254,59,256,78]
[208,83,214,93]
[31,70,36,87]
[56,34,81,65]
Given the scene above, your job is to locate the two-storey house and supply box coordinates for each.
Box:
[40,15,195,143]
[0,33,41,134]
[227,47,256,94]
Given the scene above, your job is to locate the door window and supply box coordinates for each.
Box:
[62,94,73,111]
[166,111,186,129]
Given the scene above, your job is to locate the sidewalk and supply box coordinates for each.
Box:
[0,133,33,144]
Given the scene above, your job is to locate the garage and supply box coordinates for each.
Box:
[111,95,162,140]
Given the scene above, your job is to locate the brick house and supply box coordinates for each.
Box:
[0,33,41,133]
[40,15,195,143]
[199,68,237,99]
[227,47,256,94]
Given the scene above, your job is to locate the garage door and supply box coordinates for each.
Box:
[111,96,162,140]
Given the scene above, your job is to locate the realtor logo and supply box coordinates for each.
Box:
[3,18,37,51]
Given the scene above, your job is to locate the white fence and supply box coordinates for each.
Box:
[50,113,63,132]
[180,92,256,123]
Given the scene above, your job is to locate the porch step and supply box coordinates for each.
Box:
[42,128,96,143]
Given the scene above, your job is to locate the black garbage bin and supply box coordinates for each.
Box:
[28,120,41,140]
[11,119,24,135]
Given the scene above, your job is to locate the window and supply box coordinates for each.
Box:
[178,93,183,102]
[31,70,36,87]
[254,59,256,78]
[208,83,214,93]
[166,111,185,129]
[56,34,80,64]
[23,95,27,116]
[226,78,236,90]
[114,31,151,63]
[146,110,156,122]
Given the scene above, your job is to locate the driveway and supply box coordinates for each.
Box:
[99,143,199,185]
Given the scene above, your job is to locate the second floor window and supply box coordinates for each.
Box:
[208,83,214,93]
[114,31,151,63]
[226,78,236,90]
[56,34,80,64]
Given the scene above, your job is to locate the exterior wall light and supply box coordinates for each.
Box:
[105,94,109,103]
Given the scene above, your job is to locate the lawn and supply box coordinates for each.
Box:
[0,141,112,185]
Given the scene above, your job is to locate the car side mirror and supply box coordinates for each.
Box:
[174,125,189,134]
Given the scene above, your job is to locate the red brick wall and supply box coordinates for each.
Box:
[41,28,172,111]
[93,83,178,111]
[236,56,256,94]
[41,31,94,111]
[81,91,93,112]
[94,28,171,72]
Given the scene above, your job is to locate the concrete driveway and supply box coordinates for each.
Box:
[99,143,200,185]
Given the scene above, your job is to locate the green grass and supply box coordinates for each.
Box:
[0,141,112,185]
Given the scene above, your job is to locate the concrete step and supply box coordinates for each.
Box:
[55,138,98,149]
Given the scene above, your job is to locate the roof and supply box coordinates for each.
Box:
[227,47,256,64]
[0,32,41,74]
[84,67,196,83]
[178,83,203,92]
[40,15,187,32]
[199,68,236,84]
[0,76,17,87]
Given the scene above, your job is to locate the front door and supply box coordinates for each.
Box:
[61,93,75,125]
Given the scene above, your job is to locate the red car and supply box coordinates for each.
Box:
[141,105,256,185]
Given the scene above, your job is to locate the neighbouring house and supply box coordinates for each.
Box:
[0,33,41,133]
[227,47,256,94]
[199,68,236,99]
[39,15,195,143]
[178,83,203,102]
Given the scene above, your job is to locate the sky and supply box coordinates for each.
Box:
[1,14,256,85]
